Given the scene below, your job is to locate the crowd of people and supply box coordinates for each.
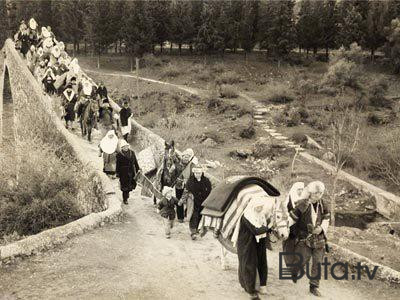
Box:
[14,19,331,300]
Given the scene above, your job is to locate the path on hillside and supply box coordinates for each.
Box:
[1,71,399,300]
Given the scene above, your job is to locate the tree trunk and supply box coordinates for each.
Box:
[371,49,375,61]
[189,44,193,53]
[325,47,329,60]
[170,42,173,53]
[115,42,118,54]
[119,40,122,54]
[136,57,140,102]
[179,43,182,55]
[84,41,87,54]
[130,55,133,72]
[97,51,100,69]
[313,47,317,56]
[160,43,163,53]
[306,49,309,58]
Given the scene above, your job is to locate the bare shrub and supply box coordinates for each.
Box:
[142,53,163,67]
[260,82,295,104]
[211,63,226,74]
[219,84,239,98]
[161,63,183,78]
[368,78,393,108]
[215,71,243,85]
[367,130,400,189]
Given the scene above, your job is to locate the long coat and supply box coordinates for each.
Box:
[237,216,269,294]
[116,149,140,192]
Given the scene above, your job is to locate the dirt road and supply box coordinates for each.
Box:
[1,71,399,300]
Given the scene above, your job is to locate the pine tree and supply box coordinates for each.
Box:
[362,0,391,58]
[336,0,363,49]
[0,0,8,46]
[259,0,296,56]
[240,0,260,53]
[85,0,116,67]
[320,0,338,59]
[122,0,154,59]
[195,1,224,54]
[169,0,194,54]
[147,0,171,53]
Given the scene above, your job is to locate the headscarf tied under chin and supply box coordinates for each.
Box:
[243,196,270,228]
[286,182,305,209]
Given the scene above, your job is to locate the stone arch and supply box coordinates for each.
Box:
[0,61,15,146]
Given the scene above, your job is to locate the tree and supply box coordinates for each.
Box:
[85,0,117,67]
[320,0,338,59]
[0,0,8,46]
[329,104,360,227]
[122,1,154,65]
[111,0,128,54]
[147,0,171,53]
[296,0,322,56]
[259,0,296,57]
[169,0,194,55]
[336,0,363,49]
[195,1,224,55]
[361,0,391,58]
[240,0,260,54]
[53,0,88,53]
[384,18,400,73]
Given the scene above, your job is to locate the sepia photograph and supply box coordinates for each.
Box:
[0,0,400,299]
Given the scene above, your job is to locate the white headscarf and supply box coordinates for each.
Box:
[243,196,269,228]
[286,182,305,209]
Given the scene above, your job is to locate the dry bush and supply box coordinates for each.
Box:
[368,78,393,108]
[219,84,239,98]
[161,63,183,78]
[259,82,295,104]
[211,63,226,74]
[367,111,397,126]
[362,130,400,189]
[215,71,243,85]
[322,58,362,90]
[142,53,163,67]
[296,79,319,95]
[0,138,97,236]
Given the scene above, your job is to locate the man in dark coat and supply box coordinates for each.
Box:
[289,181,330,297]
[119,99,132,141]
[97,81,108,99]
[116,139,140,205]
[182,165,212,240]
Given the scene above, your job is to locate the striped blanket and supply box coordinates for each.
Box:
[199,184,272,246]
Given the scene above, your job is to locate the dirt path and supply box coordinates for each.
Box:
[1,70,399,300]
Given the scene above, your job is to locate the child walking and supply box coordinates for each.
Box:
[158,187,180,239]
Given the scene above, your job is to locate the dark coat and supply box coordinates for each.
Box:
[237,216,269,294]
[116,149,140,192]
[186,174,212,210]
[158,196,179,220]
[120,107,132,126]
[97,86,108,99]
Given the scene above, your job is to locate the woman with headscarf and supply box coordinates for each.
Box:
[237,196,272,300]
[182,165,212,240]
[99,130,118,178]
[289,181,330,297]
[282,182,305,268]
[174,148,197,222]
[63,85,77,129]
[116,139,140,205]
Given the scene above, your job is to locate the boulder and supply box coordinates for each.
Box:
[202,137,218,147]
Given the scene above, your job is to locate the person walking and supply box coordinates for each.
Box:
[181,165,212,240]
[116,139,140,205]
[289,181,330,297]
[99,130,118,178]
[119,99,132,141]
[158,186,180,239]
[237,197,271,300]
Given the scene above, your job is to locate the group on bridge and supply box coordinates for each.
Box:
[13,18,331,300]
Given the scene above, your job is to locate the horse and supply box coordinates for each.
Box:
[81,99,99,142]
[198,176,290,271]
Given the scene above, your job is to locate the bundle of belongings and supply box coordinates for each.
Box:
[199,176,280,253]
